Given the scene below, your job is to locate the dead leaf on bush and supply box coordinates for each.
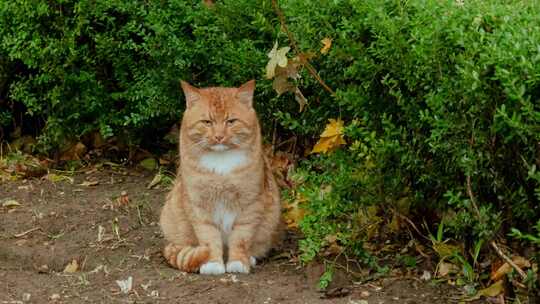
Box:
[320,37,332,54]
[311,119,346,154]
[266,42,290,79]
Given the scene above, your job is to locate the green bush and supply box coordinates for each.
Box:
[0,0,273,150]
[284,0,540,263]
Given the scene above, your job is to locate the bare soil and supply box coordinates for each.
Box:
[0,168,457,303]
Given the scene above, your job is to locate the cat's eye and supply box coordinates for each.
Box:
[226,118,238,125]
[201,120,212,126]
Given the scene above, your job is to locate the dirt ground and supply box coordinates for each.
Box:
[0,168,458,304]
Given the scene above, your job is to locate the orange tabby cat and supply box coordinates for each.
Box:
[160,80,282,275]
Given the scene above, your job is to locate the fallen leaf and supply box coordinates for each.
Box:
[491,256,531,281]
[117,191,129,205]
[116,276,133,294]
[266,42,290,79]
[97,225,105,242]
[22,293,31,302]
[139,158,157,171]
[44,173,74,184]
[2,199,21,208]
[63,259,79,273]
[437,261,458,277]
[311,119,346,154]
[79,180,99,187]
[147,172,162,189]
[320,37,333,54]
[60,142,87,161]
[420,270,432,281]
[466,280,504,301]
[432,241,461,258]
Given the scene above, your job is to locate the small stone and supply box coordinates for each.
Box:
[50,293,60,301]
[360,290,370,297]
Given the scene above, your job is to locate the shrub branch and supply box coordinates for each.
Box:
[271,0,336,96]
[466,175,527,280]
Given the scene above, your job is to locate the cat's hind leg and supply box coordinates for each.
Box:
[160,187,214,273]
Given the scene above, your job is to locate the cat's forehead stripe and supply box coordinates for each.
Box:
[199,88,238,115]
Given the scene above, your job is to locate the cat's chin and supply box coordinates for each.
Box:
[209,144,230,152]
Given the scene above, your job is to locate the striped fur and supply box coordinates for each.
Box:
[163,244,210,273]
[160,80,283,275]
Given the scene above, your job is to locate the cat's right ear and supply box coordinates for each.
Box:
[180,80,200,108]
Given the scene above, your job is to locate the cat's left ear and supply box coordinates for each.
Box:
[236,80,255,107]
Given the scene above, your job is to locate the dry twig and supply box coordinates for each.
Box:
[14,227,41,238]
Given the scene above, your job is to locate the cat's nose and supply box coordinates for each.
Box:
[214,135,224,142]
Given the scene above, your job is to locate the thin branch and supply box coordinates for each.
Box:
[271,0,336,96]
[396,211,431,241]
[466,175,528,281]
[465,175,482,221]
[490,241,527,281]
[14,227,41,238]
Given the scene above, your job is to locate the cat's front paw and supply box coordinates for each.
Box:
[199,261,225,275]
[226,260,250,273]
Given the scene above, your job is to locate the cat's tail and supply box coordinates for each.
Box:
[163,243,210,272]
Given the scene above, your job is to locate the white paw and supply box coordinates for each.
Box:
[199,262,225,275]
[249,256,257,267]
[226,260,250,273]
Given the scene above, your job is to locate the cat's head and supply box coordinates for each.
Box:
[180,80,259,152]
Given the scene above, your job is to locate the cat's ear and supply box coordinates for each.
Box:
[236,79,255,107]
[180,80,200,108]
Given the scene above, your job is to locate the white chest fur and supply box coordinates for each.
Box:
[199,149,248,175]
[213,201,236,243]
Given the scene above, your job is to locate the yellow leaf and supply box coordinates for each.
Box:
[63,259,79,273]
[311,119,346,154]
[437,261,459,277]
[320,37,333,54]
[491,256,531,281]
[44,173,74,184]
[2,199,21,208]
[266,42,290,79]
[432,241,461,258]
[465,280,504,301]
